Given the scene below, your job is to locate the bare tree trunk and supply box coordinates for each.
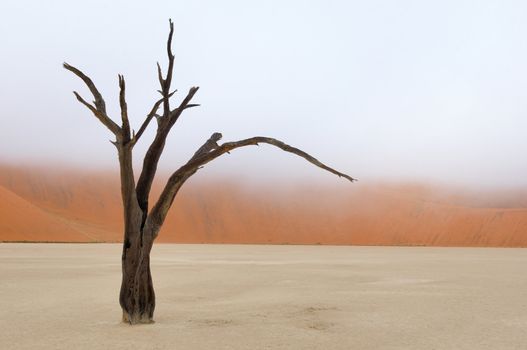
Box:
[119,232,156,324]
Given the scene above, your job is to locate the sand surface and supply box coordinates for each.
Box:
[1,244,526,349]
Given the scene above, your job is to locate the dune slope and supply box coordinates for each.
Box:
[0,164,526,246]
[0,185,93,242]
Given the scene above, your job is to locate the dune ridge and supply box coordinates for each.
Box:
[0,164,526,246]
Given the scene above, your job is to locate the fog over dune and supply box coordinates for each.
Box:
[1,165,526,246]
[1,1,527,188]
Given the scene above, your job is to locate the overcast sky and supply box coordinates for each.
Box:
[1,0,526,188]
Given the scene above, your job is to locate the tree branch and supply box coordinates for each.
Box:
[63,62,107,113]
[118,75,131,142]
[146,135,355,235]
[64,62,121,135]
[135,86,199,220]
[166,86,199,127]
[165,19,175,100]
[71,91,121,135]
[190,136,355,182]
[132,90,179,146]
[135,20,196,222]
[159,19,175,119]
[156,62,164,89]
[65,65,140,239]
[133,99,162,145]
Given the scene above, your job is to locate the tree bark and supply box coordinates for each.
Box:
[115,135,156,324]
[119,232,156,324]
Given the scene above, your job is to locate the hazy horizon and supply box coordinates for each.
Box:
[1,0,526,188]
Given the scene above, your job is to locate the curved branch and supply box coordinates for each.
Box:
[187,136,355,182]
[147,135,355,235]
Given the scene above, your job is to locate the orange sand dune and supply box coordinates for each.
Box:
[0,185,92,242]
[0,164,526,246]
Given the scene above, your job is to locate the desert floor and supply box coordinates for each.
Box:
[1,244,526,349]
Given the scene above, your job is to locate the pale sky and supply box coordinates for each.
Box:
[1,0,526,188]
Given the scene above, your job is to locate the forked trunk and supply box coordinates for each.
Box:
[119,232,155,324]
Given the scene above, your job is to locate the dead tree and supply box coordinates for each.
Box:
[64,20,355,324]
